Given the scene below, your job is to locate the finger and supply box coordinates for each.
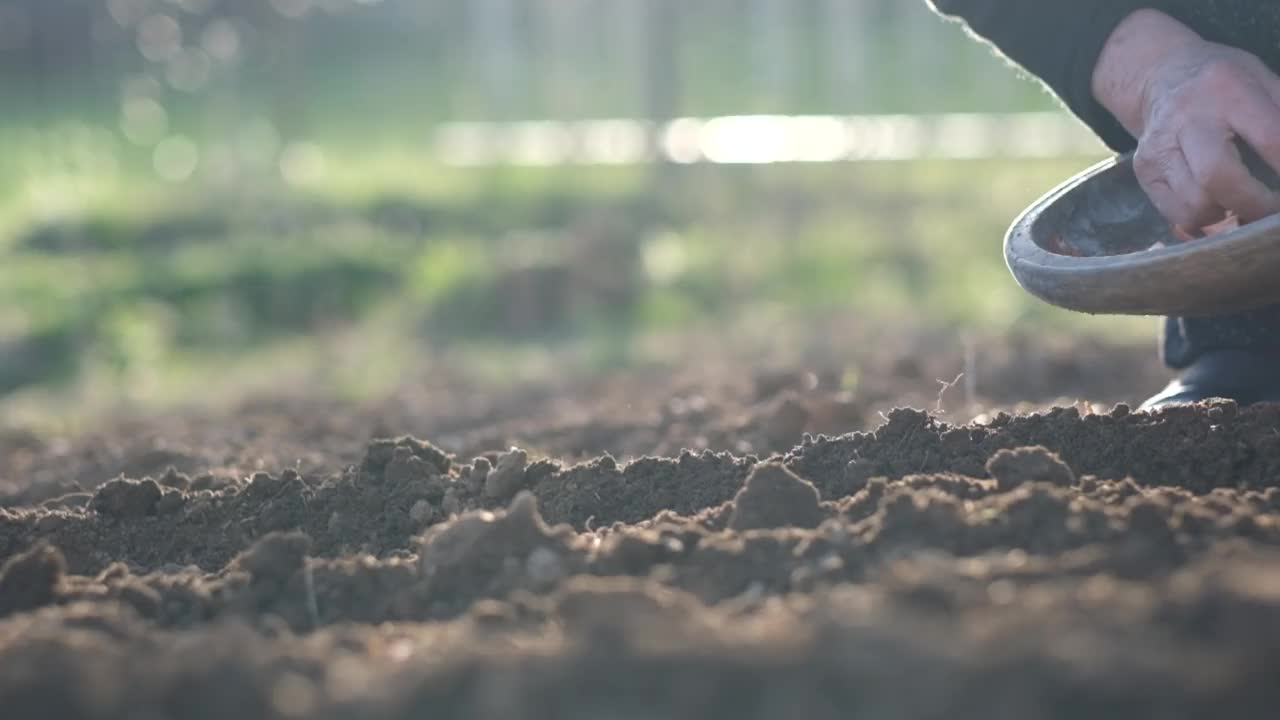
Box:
[1134,138,1222,230]
[1226,89,1280,195]
[1261,71,1280,116]
[1180,124,1280,224]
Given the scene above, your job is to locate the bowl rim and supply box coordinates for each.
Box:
[1004,153,1280,317]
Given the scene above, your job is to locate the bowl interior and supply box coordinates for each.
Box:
[1031,145,1280,258]
[1030,159,1173,258]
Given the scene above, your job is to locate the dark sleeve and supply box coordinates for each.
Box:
[929,0,1148,152]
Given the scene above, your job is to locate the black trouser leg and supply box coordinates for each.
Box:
[1161,303,1280,369]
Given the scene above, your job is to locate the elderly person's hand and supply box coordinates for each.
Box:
[1093,9,1280,234]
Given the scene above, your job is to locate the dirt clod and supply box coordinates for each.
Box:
[0,543,65,618]
[464,457,491,495]
[157,467,191,490]
[233,531,312,582]
[986,446,1076,491]
[409,499,433,524]
[155,490,185,515]
[441,488,464,517]
[363,436,452,478]
[91,477,163,518]
[728,462,824,530]
[484,448,529,500]
[525,546,566,588]
[8,336,1280,718]
[384,447,437,489]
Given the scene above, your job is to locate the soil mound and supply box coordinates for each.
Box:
[2,399,1280,717]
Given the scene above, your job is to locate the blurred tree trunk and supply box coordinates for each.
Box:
[610,0,647,120]
[472,0,517,120]
[903,0,949,111]
[542,0,583,119]
[646,0,679,165]
[29,1,58,116]
[749,0,790,112]
[273,17,307,142]
[824,0,870,112]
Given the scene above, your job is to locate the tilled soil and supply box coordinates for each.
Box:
[0,325,1164,508]
[5,337,1280,719]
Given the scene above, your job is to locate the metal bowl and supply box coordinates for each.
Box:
[1005,150,1280,317]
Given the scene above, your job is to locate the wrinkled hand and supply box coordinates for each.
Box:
[1093,10,1280,233]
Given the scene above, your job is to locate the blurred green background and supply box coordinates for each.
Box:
[0,0,1148,422]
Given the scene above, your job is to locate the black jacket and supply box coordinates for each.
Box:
[930,1,1280,153]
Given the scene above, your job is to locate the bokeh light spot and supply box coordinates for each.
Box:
[137,14,182,62]
[121,73,164,100]
[153,135,199,181]
[661,119,703,164]
[174,0,216,15]
[166,48,211,92]
[107,0,149,28]
[270,0,313,19]
[120,97,169,145]
[280,142,327,186]
[642,232,689,285]
[201,19,240,63]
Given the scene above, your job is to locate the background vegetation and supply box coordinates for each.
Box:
[0,0,1150,423]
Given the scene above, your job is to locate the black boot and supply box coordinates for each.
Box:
[1142,349,1280,409]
